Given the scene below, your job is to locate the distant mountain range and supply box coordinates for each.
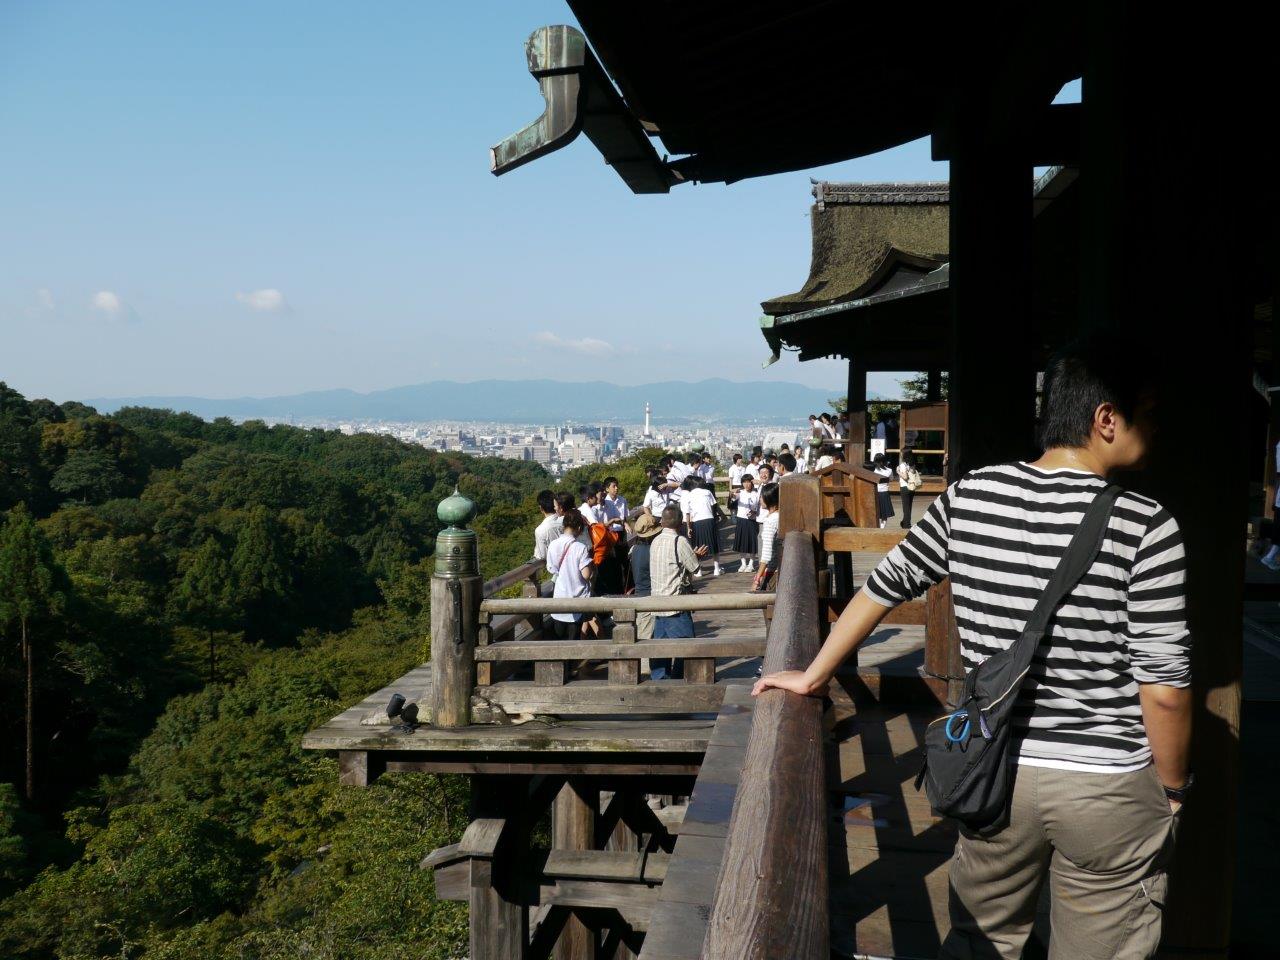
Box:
[88,378,865,425]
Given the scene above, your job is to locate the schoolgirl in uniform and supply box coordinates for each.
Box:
[734,474,760,570]
[872,452,895,529]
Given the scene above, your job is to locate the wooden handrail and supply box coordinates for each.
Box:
[703,530,828,959]
[482,559,543,598]
[481,593,771,615]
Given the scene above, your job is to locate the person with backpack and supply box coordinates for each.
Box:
[753,335,1191,960]
[896,446,923,529]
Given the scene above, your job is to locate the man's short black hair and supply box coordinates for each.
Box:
[660,505,682,528]
[1038,332,1154,450]
[555,491,575,512]
[579,484,596,502]
[777,452,796,472]
[536,489,556,513]
[732,453,742,462]
[602,476,618,487]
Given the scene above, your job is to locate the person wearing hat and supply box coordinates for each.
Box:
[627,509,662,641]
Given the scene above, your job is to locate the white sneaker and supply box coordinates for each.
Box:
[713,563,722,577]
[747,559,755,572]
[738,559,747,572]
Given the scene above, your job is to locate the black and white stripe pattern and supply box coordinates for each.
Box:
[863,462,1190,771]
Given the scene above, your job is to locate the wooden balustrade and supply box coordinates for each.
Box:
[703,530,828,959]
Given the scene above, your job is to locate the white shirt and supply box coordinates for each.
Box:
[546,534,592,622]
[579,503,603,525]
[696,463,714,483]
[815,454,835,472]
[735,489,760,519]
[874,465,892,492]
[728,463,745,488]
[533,513,563,560]
[670,488,688,517]
[666,460,694,485]
[602,494,628,530]
[759,511,780,563]
[896,461,911,488]
[643,488,668,516]
[684,487,717,523]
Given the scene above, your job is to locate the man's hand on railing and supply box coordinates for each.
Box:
[751,670,828,698]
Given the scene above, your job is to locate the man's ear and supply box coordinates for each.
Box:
[1095,402,1118,442]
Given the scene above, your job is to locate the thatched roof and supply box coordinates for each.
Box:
[760,182,949,316]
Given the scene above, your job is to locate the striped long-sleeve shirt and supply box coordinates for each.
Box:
[863,461,1190,772]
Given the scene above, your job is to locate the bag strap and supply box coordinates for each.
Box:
[965,482,1122,704]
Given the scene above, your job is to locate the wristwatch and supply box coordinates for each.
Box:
[1163,772,1195,804]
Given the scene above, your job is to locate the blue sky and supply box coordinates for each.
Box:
[0,2,1076,405]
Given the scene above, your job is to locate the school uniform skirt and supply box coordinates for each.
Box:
[876,489,895,521]
[734,515,759,554]
[691,517,719,554]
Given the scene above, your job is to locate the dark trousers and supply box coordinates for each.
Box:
[651,611,695,679]
[900,487,914,528]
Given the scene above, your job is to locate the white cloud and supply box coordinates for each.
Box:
[534,330,630,358]
[91,290,125,317]
[236,288,290,313]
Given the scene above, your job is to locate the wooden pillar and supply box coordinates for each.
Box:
[1081,2,1258,951]
[553,780,599,960]
[845,358,867,464]
[430,572,482,727]
[926,368,942,402]
[470,776,529,960]
[946,81,1036,481]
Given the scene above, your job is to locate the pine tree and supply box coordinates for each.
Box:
[0,503,67,800]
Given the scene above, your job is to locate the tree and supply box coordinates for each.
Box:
[898,371,950,401]
[169,538,237,682]
[0,383,40,513]
[50,449,125,504]
[0,503,67,800]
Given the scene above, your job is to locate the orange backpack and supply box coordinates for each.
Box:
[589,523,617,567]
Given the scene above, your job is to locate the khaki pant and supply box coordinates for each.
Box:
[940,763,1180,960]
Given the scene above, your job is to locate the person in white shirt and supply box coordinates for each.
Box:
[642,475,668,517]
[532,489,563,561]
[601,476,628,535]
[660,455,693,492]
[895,447,918,530]
[578,483,604,526]
[545,512,593,638]
[742,452,762,482]
[728,454,746,490]
[733,474,760,571]
[871,452,895,529]
[776,452,796,478]
[752,482,781,592]
[697,455,715,484]
[555,491,592,549]
[681,476,722,576]
[814,443,836,472]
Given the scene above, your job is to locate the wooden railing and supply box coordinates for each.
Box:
[473,593,771,718]
[704,530,828,958]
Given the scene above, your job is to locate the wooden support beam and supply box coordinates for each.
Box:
[554,781,601,960]
[609,612,640,686]
[474,635,765,662]
[338,750,384,787]
[475,680,725,716]
[846,358,867,465]
[482,594,770,615]
[469,776,530,960]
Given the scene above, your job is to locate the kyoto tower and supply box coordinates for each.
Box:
[643,402,652,438]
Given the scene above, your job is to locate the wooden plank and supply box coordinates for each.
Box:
[459,817,507,858]
[635,901,711,960]
[482,593,771,615]
[705,530,828,959]
[822,526,908,553]
[826,595,925,625]
[338,750,383,787]
[542,850,670,884]
[540,879,660,918]
[432,859,470,901]
[476,680,726,715]
[474,636,766,661]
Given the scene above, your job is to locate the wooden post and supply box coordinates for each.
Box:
[845,358,867,465]
[924,580,963,707]
[608,608,639,685]
[470,776,529,960]
[946,81,1036,480]
[926,368,942,402]
[430,572,482,726]
[778,473,824,580]
[553,780,600,960]
[1080,4,1254,949]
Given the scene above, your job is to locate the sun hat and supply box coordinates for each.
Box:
[632,512,662,539]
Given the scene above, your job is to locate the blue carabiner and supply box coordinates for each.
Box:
[945,711,971,744]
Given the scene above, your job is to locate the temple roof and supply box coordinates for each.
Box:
[760,182,950,316]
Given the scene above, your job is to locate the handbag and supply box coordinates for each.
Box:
[915,484,1121,835]
[906,466,923,491]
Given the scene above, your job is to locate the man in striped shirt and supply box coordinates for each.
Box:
[755,337,1192,960]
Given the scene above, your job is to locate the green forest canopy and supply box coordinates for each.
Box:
[0,382,664,960]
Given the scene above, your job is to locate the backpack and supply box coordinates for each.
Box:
[588,523,617,567]
[905,465,923,491]
[915,485,1120,835]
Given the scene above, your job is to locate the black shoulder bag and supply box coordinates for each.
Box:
[916,484,1120,835]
